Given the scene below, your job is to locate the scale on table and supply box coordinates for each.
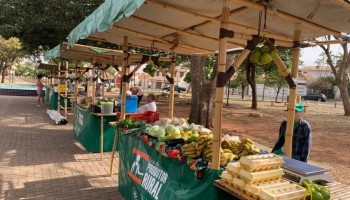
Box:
[282,157,333,184]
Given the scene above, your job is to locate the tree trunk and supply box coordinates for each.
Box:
[338,83,350,116]
[187,83,192,93]
[262,83,266,101]
[246,61,257,109]
[1,70,6,83]
[189,55,216,128]
[241,85,245,99]
[275,88,281,102]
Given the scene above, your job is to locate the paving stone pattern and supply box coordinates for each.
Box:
[0,96,123,200]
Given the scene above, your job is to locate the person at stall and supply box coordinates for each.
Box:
[137,93,157,113]
[272,103,312,162]
[95,83,102,97]
[35,74,45,107]
[131,87,143,106]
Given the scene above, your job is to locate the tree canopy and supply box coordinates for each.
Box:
[0,0,104,54]
[0,36,24,82]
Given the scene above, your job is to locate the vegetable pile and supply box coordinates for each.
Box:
[115,118,148,129]
[301,179,330,200]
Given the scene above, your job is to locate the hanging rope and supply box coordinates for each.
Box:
[263,5,267,30]
[307,0,321,20]
[258,11,262,36]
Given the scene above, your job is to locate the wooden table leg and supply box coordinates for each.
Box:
[110,128,119,176]
[100,116,104,161]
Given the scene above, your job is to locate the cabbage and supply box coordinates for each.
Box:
[165,125,181,137]
[149,125,166,137]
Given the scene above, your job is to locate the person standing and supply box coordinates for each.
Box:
[131,87,144,106]
[272,103,312,162]
[36,75,45,107]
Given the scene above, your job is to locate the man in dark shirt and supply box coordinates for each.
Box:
[272,103,312,162]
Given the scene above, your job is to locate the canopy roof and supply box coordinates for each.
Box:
[37,63,58,71]
[67,0,350,55]
[45,42,172,65]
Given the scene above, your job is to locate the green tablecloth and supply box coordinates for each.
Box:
[44,87,50,104]
[49,91,72,110]
[73,105,116,153]
[117,132,234,200]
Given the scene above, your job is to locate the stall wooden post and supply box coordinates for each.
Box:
[284,23,301,157]
[87,75,91,97]
[92,58,97,102]
[102,70,105,97]
[64,62,68,119]
[57,64,61,112]
[75,61,79,100]
[211,0,230,170]
[169,50,176,118]
[110,36,129,175]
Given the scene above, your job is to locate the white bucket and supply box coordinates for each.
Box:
[101,103,114,114]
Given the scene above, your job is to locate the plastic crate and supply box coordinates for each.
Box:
[117,111,159,123]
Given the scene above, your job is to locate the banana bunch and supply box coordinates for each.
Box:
[230,138,260,158]
[220,149,239,167]
[182,133,213,159]
[182,143,200,158]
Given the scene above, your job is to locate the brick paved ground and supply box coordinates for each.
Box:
[0,96,123,200]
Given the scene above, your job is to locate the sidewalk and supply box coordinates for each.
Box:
[0,96,123,200]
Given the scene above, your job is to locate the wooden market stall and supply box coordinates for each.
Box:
[65,0,350,199]
[37,63,59,104]
[45,42,173,160]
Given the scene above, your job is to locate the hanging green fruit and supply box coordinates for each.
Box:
[250,47,262,64]
[260,53,273,65]
[260,45,270,53]
[249,38,276,66]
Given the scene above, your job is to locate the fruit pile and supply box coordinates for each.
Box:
[250,39,276,66]
[301,179,330,200]
[219,154,307,200]
[223,138,260,157]
[182,134,260,167]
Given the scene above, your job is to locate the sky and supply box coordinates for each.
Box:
[300,44,343,66]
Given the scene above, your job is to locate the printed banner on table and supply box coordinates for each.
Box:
[73,105,116,152]
[118,133,233,200]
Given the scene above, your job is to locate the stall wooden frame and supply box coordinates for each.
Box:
[64,0,349,174]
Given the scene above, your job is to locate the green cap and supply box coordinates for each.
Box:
[295,103,304,112]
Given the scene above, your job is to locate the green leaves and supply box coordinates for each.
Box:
[0,0,104,54]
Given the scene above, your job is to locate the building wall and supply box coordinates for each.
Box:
[134,65,189,91]
[244,82,307,101]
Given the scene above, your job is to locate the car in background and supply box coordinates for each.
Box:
[162,85,186,93]
[301,93,327,102]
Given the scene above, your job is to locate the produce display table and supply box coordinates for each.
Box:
[116,131,234,200]
[44,87,50,104]
[73,104,116,153]
[92,112,118,160]
[49,91,72,110]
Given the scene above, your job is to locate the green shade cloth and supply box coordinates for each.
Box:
[117,132,234,200]
[68,0,144,47]
[49,91,72,110]
[45,44,61,60]
[73,105,116,152]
